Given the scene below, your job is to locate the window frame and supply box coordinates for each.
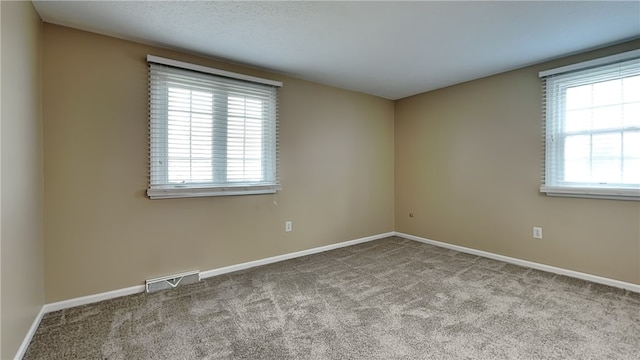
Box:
[147,55,281,200]
[539,50,640,201]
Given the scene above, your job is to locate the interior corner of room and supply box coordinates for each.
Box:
[2,1,639,359]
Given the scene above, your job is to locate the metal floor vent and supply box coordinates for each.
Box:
[146,270,200,293]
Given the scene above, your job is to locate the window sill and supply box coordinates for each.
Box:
[540,186,640,201]
[147,185,280,199]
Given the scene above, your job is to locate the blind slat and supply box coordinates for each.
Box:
[540,54,640,200]
[147,59,280,199]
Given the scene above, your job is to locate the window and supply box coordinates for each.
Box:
[147,55,281,199]
[540,50,640,201]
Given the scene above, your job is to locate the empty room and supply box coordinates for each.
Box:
[1,1,639,359]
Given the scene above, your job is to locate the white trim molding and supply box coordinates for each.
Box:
[14,307,46,360]
[43,285,145,314]
[17,230,638,359]
[540,186,640,201]
[15,285,145,359]
[17,230,395,359]
[200,232,395,279]
[395,232,640,293]
[38,231,392,314]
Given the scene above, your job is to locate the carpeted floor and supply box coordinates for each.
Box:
[24,236,640,359]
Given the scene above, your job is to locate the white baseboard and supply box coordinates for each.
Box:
[200,232,395,279]
[17,230,637,359]
[395,231,640,293]
[16,232,392,359]
[35,231,395,313]
[16,285,145,359]
[43,285,146,314]
[14,307,46,360]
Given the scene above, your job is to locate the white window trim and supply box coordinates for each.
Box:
[147,55,281,200]
[539,49,640,201]
[147,185,279,200]
[540,186,640,201]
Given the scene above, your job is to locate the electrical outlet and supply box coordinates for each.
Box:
[533,226,543,239]
[285,221,292,232]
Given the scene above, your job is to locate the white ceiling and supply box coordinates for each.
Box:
[32,1,640,100]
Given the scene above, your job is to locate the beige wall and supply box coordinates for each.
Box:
[43,24,395,302]
[395,40,640,285]
[37,17,640,306]
[1,1,45,358]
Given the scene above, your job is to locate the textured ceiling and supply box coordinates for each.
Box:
[32,1,640,100]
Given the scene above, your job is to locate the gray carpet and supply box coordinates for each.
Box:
[24,236,640,359]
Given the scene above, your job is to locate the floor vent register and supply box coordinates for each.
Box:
[145,270,200,293]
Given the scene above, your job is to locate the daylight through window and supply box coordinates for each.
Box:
[147,55,281,199]
[540,50,640,200]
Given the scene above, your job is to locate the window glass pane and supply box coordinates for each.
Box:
[592,78,622,106]
[564,135,590,182]
[623,75,640,103]
[591,159,621,183]
[191,91,214,114]
[592,133,621,159]
[544,55,640,195]
[565,84,592,110]
[191,160,212,182]
[564,160,590,183]
[623,132,640,184]
[623,131,640,158]
[168,160,190,183]
[591,133,622,183]
[592,105,622,130]
[565,109,591,132]
[623,103,640,128]
[167,87,213,183]
[623,159,640,184]
[564,135,590,160]
[148,61,279,198]
[226,96,264,182]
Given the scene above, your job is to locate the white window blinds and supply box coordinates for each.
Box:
[147,55,281,199]
[540,50,640,201]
